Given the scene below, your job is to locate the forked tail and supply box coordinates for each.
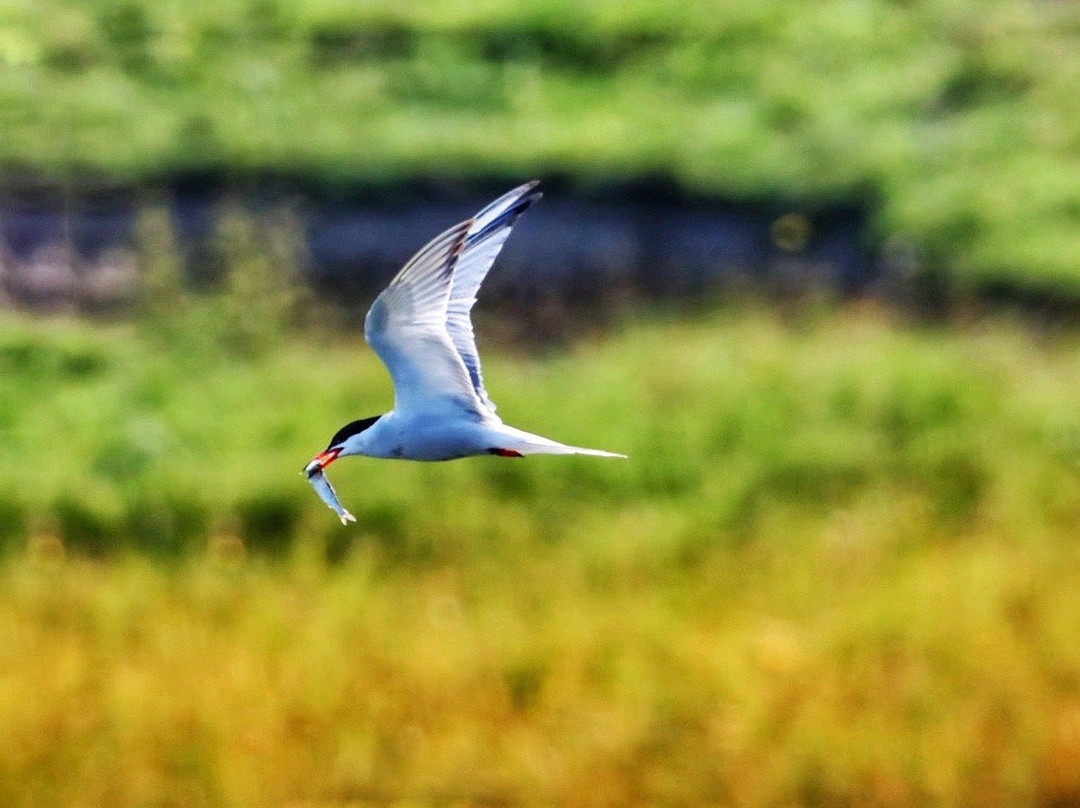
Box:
[492,425,627,459]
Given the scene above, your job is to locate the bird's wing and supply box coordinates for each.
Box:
[447,181,541,412]
[364,218,485,418]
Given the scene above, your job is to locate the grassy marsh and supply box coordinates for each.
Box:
[2,304,1080,804]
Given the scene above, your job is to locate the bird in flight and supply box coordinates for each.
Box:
[304,181,625,523]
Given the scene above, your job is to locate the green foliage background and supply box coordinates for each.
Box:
[5,298,1080,804]
[3,1,1080,804]
[1,0,1079,289]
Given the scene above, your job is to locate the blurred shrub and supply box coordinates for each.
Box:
[756,457,869,508]
[97,2,153,72]
[54,496,117,558]
[504,660,547,711]
[318,496,456,568]
[316,494,412,570]
[877,384,966,448]
[42,32,99,73]
[470,23,670,73]
[244,0,289,42]
[93,436,154,484]
[0,338,108,383]
[59,347,109,380]
[386,51,509,111]
[924,451,987,525]
[234,490,303,558]
[483,460,535,500]
[308,22,415,64]
[323,527,354,566]
[174,114,223,166]
[0,496,28,557]
[213,202,310,356]
[135,200,189,321]
[134,198,317,356]
[361,503,415,560]
[0,340,50,379]
[937,53,1032,112]
[124,491,209,559]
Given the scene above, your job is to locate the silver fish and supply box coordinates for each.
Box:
[305,467,356,525]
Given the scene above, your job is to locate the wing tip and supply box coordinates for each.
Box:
[518,180,543,208]
[468,185,542,245]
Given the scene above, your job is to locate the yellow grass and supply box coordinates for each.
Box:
[3,521,1080,806]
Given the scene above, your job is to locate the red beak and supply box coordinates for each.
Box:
[304,447,341,477]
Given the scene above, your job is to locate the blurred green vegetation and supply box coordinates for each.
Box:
[2,294,1080,563]
[2,3,1080,798]
[4,295,1080,802]
[4,279,1080,562]
[1,0,1078,291]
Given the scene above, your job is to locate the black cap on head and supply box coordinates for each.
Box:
[328,415,381,449]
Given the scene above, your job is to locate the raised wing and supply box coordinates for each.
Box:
[364,218,484,417]
[447,181,542,412]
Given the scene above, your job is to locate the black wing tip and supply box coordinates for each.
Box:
[493,182,542,215]
[469,190,541,245]
[511,190,542,217]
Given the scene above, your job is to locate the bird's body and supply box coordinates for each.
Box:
[305,181,625,523]
[338,410,622,463]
